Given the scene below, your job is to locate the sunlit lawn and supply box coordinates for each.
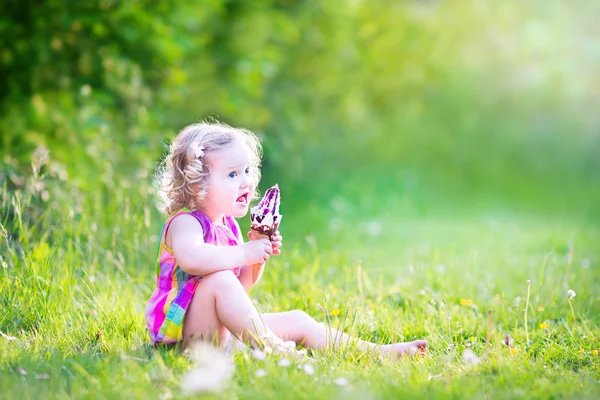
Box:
[1,180,599,399]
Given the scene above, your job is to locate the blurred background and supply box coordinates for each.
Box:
[1,0,599,241]
[2,3,600,396]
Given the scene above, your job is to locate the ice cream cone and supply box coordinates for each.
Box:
[248,229,272,283]
[248,184,282,284]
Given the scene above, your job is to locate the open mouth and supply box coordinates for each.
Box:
[236,193,249,204]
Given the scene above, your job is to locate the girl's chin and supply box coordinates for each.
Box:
[232,205,249,217]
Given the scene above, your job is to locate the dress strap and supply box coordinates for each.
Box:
[224,215,243,244]
[189,209,218,244]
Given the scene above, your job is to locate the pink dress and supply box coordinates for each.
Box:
[145,209,243,345]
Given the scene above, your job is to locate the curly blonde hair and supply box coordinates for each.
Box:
[157,122,262,216]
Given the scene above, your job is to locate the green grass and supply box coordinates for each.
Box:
[1,177,599,400]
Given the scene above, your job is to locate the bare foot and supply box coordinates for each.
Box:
[381,340,428,358]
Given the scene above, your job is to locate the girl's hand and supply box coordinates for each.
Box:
[241,239,273,265]
[270,230,282,255]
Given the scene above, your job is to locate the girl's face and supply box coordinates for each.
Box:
[200,139,255,223]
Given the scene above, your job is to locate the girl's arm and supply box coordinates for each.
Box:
[238,231,282,291]
[168,214,271,276]
[236,229,264,291]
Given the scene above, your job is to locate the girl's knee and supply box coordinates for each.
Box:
[202,269,240,290]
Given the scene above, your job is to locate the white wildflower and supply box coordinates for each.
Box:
[462,349,481,366]
[302,363,315,375]
[277,358,291,367]
[297,349,308,358]
[513,296,521,307]
[334,377,349,386]
[180,342,234,394]
[284,340,296,350]
[255,369,266,378]
[251,349,267,361]
[567,289,576,300]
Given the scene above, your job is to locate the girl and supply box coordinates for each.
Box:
[145,122,427,357]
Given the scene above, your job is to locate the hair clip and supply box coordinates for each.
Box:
[187,141,205,161]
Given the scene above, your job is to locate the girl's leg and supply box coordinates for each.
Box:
[182,270,275,348]
[260,310,427,357]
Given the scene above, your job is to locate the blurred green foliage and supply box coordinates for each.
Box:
[1,0,599,219]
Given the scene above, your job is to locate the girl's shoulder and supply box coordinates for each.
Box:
[167,208,209,223]
[163,211,204,252]
[166,210,214,234]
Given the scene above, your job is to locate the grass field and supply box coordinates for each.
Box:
[1,171,599,399]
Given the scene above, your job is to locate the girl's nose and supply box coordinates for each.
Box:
[240,174,250,187]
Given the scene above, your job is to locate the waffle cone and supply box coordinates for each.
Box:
[248,229,271,242]
[249,229,272,283]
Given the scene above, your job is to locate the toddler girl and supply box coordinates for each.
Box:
[145,122,427,357]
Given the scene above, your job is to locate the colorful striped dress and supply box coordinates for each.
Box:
[145,209,243,345]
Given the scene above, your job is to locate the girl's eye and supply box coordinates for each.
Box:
[229,172,236,178]
[245,168,250,175]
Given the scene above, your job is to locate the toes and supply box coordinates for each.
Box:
[385,340,428,359]
[412,340,427,356]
